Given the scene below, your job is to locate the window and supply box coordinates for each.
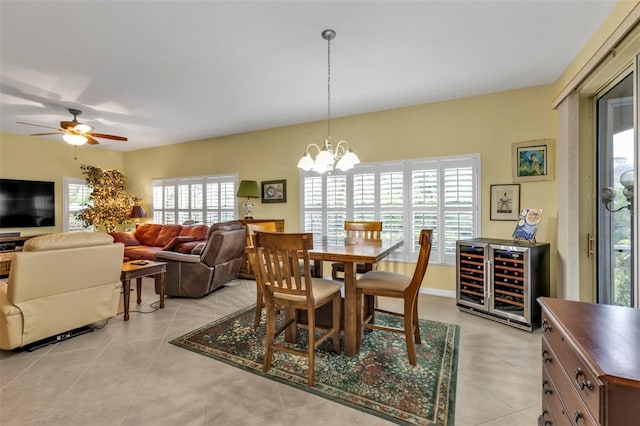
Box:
[152,175,238,225]
[300,154,480,265]
[63,177,93,232]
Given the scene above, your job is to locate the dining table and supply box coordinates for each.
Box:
[308,237,404,357]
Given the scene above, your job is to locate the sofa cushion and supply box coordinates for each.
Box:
[162,236,197,251]
[109,232,140,246]
[24,232,114,252]
[155,225,182,247]
[134,224,162,246]
[179,225,209,239]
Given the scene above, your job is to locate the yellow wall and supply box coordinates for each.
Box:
[123,84,558,294]
[0,133,125,235]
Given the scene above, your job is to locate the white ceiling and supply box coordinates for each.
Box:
[0,1,617,152]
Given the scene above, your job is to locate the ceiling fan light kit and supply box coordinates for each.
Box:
[17,108,128,147]
[63,134,88,145]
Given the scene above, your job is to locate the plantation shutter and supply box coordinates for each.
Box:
[152,175,237,225]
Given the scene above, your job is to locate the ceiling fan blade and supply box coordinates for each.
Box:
[86,136,100,145]
[90,133,127,141]
[30,132,64,136]
[17,122,62,131]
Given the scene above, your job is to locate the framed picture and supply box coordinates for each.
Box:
[261,179,287,203]
[490,184,520,221]
[512,139,554,182]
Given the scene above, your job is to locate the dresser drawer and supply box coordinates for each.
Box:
[542,367,571,426]
[542,339,598,425]
[541,312,603,421]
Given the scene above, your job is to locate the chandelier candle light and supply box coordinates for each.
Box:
[297,29,360,173]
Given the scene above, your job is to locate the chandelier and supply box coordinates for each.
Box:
[297,29,360,173]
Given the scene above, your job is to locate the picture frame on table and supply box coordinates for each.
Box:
[490,183,520,221]
[261,180,287,203]
[512,139,554,182]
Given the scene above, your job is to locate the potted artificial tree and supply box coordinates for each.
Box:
[76,164,141,232]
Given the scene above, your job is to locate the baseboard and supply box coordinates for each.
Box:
[420,288,455,298]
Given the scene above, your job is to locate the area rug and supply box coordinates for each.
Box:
[170,305,459,425]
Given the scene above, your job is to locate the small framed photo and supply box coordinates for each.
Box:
[490,184,520,221]
[261,179,287,203]
[512,139,554,182]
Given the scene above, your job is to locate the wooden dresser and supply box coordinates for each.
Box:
[238,219,284,279]
[538,297,640,425]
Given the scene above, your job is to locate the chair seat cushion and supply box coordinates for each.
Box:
[273,278,341,303]
[357,270,410,292]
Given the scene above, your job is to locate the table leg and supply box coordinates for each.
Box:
[155,271,165,309]
[312,259,323,278]
[343,261,359,357]
[136,277,143,304]
[122,279,131,321]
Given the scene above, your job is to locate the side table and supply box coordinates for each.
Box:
[120,260,167,321]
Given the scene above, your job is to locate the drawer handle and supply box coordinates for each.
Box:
[542,380,553,395]
[574,368,593,391]
[573,410,582,425]
[541,409,552,426]
[542,349,552,363]
[542,318,552,332]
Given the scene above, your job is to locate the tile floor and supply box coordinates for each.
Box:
[0,278,542,426]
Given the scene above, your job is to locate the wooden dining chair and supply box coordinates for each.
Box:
[356,229,433,365]
[331,221,383,280]
[253,231,341,387]
[246,222,278,327]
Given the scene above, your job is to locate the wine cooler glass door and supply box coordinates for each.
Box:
[489,245,529,323]
[457,242,487,310]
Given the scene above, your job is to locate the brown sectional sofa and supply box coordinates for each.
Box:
[110,223,210,260]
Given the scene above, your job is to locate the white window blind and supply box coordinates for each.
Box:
[63,177,93,232]
[152,174,237,225]
[300,154,480,265]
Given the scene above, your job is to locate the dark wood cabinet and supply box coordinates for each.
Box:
[238,219,284,279]
[456,238,549,331]
[538,297,640,425]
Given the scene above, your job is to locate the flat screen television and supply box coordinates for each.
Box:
[0,179,55,228]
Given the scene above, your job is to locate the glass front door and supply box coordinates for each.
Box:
[596,73,635,307]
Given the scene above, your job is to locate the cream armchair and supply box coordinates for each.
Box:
[0,232,124,350]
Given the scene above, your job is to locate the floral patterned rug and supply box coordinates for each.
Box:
[170,305,459,425]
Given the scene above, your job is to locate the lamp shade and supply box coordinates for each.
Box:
[129,205,147,219]
[236,180,260,198]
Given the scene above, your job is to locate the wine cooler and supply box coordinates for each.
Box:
[456,238,550,331]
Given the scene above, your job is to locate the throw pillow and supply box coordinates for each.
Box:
[109,232,140,246]
[161,236,196,251]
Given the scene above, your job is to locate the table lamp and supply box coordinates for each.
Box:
[236,180,260,219]
[129,205,147,225]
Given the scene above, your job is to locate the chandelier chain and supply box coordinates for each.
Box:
[327,34,331,139]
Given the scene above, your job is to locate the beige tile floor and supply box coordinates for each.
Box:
[0,278,542,426]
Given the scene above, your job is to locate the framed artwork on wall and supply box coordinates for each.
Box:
[261,179,287,203]
[490,183,520,221]
[512,139,554,182]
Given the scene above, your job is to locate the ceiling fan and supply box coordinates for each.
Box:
[17,108,128,146]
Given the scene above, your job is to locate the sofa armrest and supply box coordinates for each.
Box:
[154,251,201,263]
